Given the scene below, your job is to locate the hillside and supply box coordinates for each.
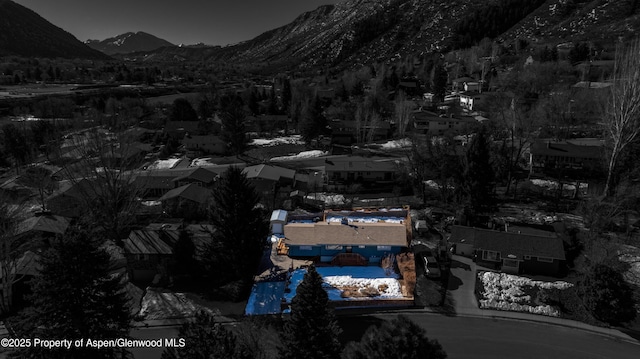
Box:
[130,0,640,71]
[86,31,174,55]
[0,0,109,59]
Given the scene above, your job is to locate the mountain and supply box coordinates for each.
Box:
[125,0,640,70]
[86,32,174,55]
[0,0,109,59]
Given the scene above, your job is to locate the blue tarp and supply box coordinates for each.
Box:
[245,282,286,315]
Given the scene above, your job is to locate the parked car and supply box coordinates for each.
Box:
[423,256,441,278]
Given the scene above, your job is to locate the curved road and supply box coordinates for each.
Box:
[340,313,640,359]
[130,313,639,359]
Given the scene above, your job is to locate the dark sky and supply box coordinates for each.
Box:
[13,0,342,45]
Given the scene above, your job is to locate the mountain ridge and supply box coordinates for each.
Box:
[0,0,109,59]
[85,31,174,55]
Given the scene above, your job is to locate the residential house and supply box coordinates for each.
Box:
[123,228,180,282]
[278,208,411,264]
[529,139,605,174]
[15,213,70,237]
[323,156,398,188]
[183,135,227,158]
[46,178,96,218]
[329,119,392,145]
[451,77,475,92]
[449,225,566,276]
[135,166,218,198]
[164,121,199,139]
[242,164,297,206]
[412,110,477,135]
[158,183,213,205]
[459,91,493,112]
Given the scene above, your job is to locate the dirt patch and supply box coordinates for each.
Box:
[396,252,416,297]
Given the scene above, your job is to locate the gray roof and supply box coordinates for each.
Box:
[449,225,565,260]
[124,229,180,255]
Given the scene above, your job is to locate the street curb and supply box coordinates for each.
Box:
[370,307,640,346]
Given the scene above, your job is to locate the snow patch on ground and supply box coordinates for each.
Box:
[139,288,219,320]
[478,271,573,317]
[306,193,347,206]
[271,150,327,161]
[250,135,303,147]
[147,158,180,170]
[190,157,217,167]
[619,245,640,287]
[284,266,403,303]
[530,179,588,191]
[380,138,412,149]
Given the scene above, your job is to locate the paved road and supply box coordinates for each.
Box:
[340,313,640,359]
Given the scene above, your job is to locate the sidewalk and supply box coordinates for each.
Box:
[443,255,639,344]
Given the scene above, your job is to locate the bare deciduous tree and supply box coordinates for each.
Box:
[0,198,31,315]
[603,39,640,196]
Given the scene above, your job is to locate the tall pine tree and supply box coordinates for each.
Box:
[162,311,249,359]
[205,167,268,287]
[279,265,342,359]
[19,225,131,359]
[462,127,494,214]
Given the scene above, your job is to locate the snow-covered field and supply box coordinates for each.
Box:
[477,271,573,317]
[147,158,180,170]
[271,150,327,161]
[284,266,403,303]
[250,135,303,147]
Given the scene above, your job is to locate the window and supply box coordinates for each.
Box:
[299,246,313,251]
[524,255,531,260]
[358,245,366,249]
[503,259,518,268]
[482,250,500,262]
[325,245,343,250]
[377,245,392,251]
[537,256,553,263]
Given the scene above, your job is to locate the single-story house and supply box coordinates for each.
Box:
[183,135,227,157]
[529,139,604,174]
[123,229,180,282]
[15,213,70,237]
[449,225,566,276]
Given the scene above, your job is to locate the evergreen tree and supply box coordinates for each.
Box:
[279,265,342,359]
[342,315,447,359]
[219,95,249,155]
[169,98,198,122]
[431,64,448,103]
[282,78,292,115]
[172,229,198,278]
[579,263,637,325]
[162,311,249,359]
[463,127,494,214]
[299,95,327,143]
[18,225,131,359]
[205,167,268,287]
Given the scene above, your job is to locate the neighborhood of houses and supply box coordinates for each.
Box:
[0,65,621,327]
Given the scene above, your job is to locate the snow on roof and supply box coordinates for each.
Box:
[270,150,327,161]
[147,158,181,170]
[270,209,288,222]
[245,282,287,315]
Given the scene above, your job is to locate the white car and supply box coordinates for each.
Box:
[423,256,441,279]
